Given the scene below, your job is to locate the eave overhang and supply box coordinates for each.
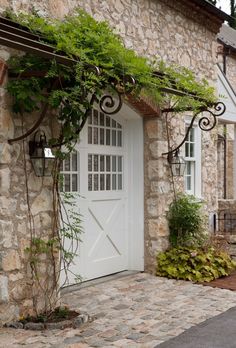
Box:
[190,0,231,22]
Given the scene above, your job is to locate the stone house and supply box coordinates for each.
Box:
[0,0,231,324]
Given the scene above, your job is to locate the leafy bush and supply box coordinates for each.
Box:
[167,194,206,247]
[156,246,236,282]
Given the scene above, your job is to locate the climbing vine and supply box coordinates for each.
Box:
[6,9,218,152]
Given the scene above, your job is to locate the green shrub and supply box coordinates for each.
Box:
[167,194,206,247]
[156,246,236,282]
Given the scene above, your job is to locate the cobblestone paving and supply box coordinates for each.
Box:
[2,272,236,348]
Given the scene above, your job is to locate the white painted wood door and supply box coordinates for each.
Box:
[61,106,144,284]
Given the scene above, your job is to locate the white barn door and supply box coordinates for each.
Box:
[61,106,144,284]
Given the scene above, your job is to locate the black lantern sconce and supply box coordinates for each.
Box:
[29,130,55,177]
[167,149,186,176]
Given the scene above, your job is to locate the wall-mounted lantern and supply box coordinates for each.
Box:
[29,131,55,177]
[167,149,186,176]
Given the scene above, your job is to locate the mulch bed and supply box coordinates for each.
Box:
[203,271,236,291]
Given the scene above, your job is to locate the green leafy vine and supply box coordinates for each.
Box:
[6,9,217,151]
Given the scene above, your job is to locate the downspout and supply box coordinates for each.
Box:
[223,125,227,199]
[223,50,227,199]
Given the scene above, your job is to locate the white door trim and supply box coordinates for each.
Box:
[119,104,144,271]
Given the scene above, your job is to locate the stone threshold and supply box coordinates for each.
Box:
[61,270,141,295]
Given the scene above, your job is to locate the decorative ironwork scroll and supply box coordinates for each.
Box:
[162,101,226,157]
[198,102,225,131]
[99,75,136,115]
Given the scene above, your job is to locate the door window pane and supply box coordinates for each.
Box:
[88,154,92,172]
[112,156,116,171]
[106,174,111,190]
[72,174,78,192]
[87,154,123,191]
[94,174,99,191]
[64,174,70,192]
[94,155,98,171]
[106,156,111,172]
[112,130,116,146]
[106,129,110,145]
[106,116,110,127]
[100,174,105,190]
[100,128,104,145]
[72,153,77,171]
[61,151,79,192]
[100,155,105,172]
[88,127,92,144]
[87,109,123,147]
[118,174,122,190]
[118,156,122,172]
[88,174,92,191]
[93,127,98,144]
[112,174,116,190]
[100,113,104,126]
[117,131,122,147]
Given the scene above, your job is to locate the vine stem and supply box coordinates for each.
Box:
[164,110,177,201]
[21,112,39,315]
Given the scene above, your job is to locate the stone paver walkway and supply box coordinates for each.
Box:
[1,272,236,348]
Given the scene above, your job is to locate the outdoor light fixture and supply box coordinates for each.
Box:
[29,130,55,177]
[167,149,186,176]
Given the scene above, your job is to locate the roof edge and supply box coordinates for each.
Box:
[218,38,236,53]
[190,0,232,21]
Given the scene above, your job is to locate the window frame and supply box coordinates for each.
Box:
[184,119,202,198]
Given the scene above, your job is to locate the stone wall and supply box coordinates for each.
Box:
[144,115,170,273]
[0,49,56,324]
[0,0,224,321]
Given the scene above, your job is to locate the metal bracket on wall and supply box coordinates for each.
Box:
[162,101,226,158]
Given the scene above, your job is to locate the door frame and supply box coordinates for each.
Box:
[118,103,144,271]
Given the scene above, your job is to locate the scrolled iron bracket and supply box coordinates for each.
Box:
[99,75,136,115]
[162,101,226,157]
[198,101,226,131]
